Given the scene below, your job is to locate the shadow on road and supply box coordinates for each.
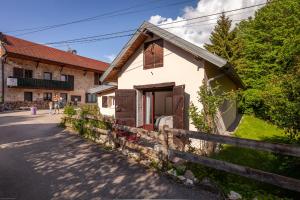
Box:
[0,121,216,199]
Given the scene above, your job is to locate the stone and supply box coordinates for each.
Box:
[128,152,140,160]
[154,144,163,152]
[177,175,186,181]
[199,177,222,194]
[184,170,195,180]
[228,191,242,200]
[121,149,129,156]
[167,169,177,177]
[172,157,186,166]
[140,159,151,166]
[184,178,194,186]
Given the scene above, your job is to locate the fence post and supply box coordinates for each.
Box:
[161,125,170,169]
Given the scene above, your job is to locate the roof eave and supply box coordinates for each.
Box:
[6,52,107,73]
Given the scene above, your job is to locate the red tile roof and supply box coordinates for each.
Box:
[1,34,109,72]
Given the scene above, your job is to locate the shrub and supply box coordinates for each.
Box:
[63,105,77,117]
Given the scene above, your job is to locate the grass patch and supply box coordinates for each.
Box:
[188,115,300,199]
[234,115,285,140]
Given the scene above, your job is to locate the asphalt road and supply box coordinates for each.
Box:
[0,110,217,199]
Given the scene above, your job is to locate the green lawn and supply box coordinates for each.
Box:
[234,115,285,141]
[187,115,300,199]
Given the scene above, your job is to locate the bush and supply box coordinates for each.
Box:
[63,105,77,117]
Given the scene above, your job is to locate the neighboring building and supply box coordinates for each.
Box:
[95,22,243,133]
[0,33,109,109]
[87,84,116,117]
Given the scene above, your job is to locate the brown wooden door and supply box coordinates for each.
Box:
[173,85,185,129]
[115,89,136,127]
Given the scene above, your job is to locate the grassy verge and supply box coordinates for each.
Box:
[187,115,300,199]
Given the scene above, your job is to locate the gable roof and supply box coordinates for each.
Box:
[0,33,109,72]
[100,21,243,88]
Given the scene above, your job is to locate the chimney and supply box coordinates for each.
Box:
[67,48,77,55]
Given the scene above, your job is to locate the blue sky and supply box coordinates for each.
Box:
[0,0,198,62]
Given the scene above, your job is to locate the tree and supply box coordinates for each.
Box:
[204,13,237,62]
[235,0,300,138]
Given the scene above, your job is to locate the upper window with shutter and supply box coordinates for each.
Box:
[144,39,163,69]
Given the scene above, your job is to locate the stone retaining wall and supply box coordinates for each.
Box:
[0,101,49,111]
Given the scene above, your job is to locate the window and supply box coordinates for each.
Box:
[24,70,33,78]
[43,92,52,101]
[71,95,81,102]
[144,39,163,69]
[44,72,52,80]
[86,93,97,103]
[60,93,68,102]
[102,96,115,108]
[13,68,24,78]
[102,96,108,108]
[94,72,101,85]
[61,74,68,81]
[24,92,32,101]
[13,68,33,78]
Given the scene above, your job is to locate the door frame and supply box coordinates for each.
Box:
[143,91,155,131]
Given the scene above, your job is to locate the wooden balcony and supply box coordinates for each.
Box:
[7,77,74,91]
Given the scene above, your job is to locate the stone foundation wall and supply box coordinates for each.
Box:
[0,100,49,111]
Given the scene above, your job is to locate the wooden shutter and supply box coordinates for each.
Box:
[144,42,154,69]
[173,85,185,129]
[115,89,136,127]
[13,67,24,78]
[154,39,163,68]
[102,96,108,108]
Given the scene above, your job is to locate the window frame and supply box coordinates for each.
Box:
[71,95,81,102]
[85,93,97,103]
[43,92,52,101]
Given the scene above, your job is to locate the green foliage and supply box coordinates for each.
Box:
[79,104,101,118]
[63,105,76,117]
[204,12,237,63]
[233,0,300,138]
[189,82,236,133]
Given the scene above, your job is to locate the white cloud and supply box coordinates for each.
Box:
[149,0,267,47]
[104,54,116,62]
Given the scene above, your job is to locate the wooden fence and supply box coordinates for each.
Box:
[65,116,300,193]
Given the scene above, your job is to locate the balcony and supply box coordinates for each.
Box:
[7,77,74,91]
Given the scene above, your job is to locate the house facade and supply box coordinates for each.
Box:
[94,22,243,132]
[0,33,109,109]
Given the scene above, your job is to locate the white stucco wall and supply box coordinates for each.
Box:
[118,37,206,130]
[97,91,115,117]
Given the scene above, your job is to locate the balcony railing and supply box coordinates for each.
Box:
[7,77,74,91]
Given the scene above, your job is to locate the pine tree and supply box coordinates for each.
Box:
[204,13,236,62]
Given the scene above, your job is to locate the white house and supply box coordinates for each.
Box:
[92,22,243,133]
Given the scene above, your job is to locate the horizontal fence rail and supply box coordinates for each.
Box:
[169,149,300,192]
[165,128,300,157]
